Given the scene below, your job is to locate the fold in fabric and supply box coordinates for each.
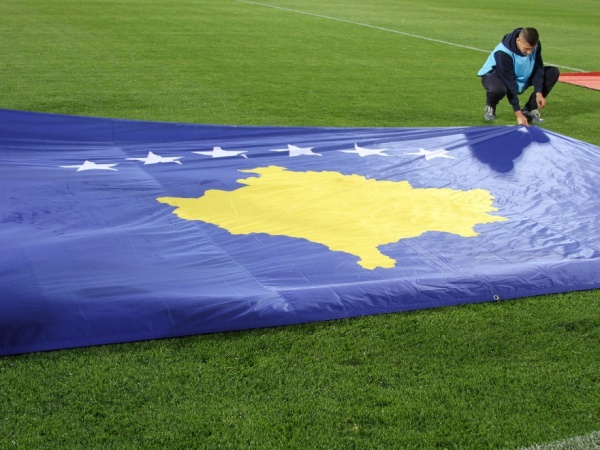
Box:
[1,109,599,355]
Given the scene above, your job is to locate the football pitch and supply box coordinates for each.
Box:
[0,0,599,448]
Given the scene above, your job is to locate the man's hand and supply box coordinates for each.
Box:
[536,92,546,109]
[515,110,530,127]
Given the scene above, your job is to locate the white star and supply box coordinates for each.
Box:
[126,151,183,165]
[406,148,455,161]
[271,144,322,157]
[340,143,389,157]
[192,147,248,158]
[60,160,118,171]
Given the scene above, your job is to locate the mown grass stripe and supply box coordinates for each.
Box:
[235,0,588,72]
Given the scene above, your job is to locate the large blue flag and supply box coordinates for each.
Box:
[1,109,599,356]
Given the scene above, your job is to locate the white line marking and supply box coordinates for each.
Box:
[235,0,587,73]
[518,430,600,450]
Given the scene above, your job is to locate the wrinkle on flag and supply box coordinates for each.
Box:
[1,109,599,356]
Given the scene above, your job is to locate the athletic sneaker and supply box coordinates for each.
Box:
[522,108,545,124]
[484,105,496,121]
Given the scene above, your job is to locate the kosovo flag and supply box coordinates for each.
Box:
[1,109,599,356]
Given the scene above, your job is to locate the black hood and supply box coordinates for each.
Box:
[501,28,524,55]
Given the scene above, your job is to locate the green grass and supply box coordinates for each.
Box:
[1,0,599,448]
[1,292,598,448]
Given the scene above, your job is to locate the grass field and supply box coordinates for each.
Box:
[1,0,599,448]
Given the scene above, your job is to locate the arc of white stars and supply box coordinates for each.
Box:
[271,144,322,157]
[192,147,248,158]
[340,143,389,157]
[126,151,183,165]
[60,160,118,171]
[406,148,455,161]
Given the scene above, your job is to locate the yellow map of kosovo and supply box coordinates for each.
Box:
[158,166,507,270]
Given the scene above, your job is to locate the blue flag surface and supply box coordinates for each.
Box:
[1,109,599,356]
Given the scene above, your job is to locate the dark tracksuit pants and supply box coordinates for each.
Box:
[481,66,560,112]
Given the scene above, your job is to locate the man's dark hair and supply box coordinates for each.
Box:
[520,27,539,46]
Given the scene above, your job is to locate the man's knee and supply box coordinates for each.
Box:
[482,74,507,95]
[544,66,560,85]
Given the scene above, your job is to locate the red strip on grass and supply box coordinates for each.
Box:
[559,72,600,91]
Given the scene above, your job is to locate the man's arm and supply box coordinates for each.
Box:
[531,42,546,109]
[531,42,544,94]
[494,51,522,112]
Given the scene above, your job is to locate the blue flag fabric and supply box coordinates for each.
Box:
[1,109,599,356]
